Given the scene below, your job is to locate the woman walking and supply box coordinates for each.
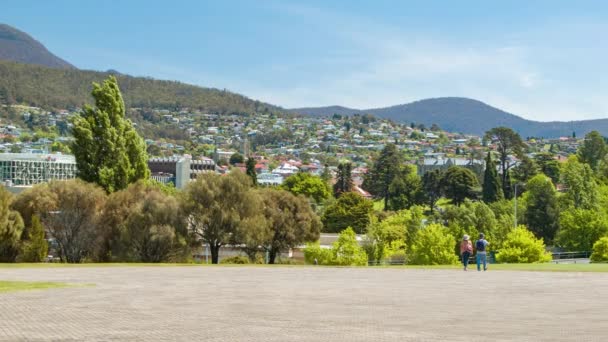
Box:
[460,235,473,271]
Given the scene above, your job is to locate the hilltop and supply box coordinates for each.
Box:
[0,23,75,69]
[291,97,608,137]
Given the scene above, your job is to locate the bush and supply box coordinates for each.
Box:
[408,224,459,265]
[19,215,48,262]
[304,243,333,265]
[590,237,608,263]
[496,226,551,263]
[304,228,368,266]
[219,256,250,264]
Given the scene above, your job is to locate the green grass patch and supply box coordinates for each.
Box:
[0,280,74,293]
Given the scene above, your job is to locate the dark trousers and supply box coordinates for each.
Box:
[462,251,471,269]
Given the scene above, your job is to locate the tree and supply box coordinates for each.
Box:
[408,224,459,265]
[561,156,599,210]
[524,174,559,243]
[534,153,560,184]
[512,155,539,187]
[331,227,368,266]
[103,182,188,262]
[387,164,421,211]
[557,209,608,252]
[182,171,259,264]
[0,187,24,262]
[71,76,150,193]
[229,152,244,165]
[256,189,321,264]
[363,143,403,210]
[321,192,374,234]
[482,152,503,203]
[441,166,479,206]
[333,162,353,198]
[578,130,607,171]
[320,164,332,184]
[590,237,608,263]
[19,215,48,262]
[484,127,525,198]
[11,183,56,235]
[245,157,258,186]
[495,226,551,263]
[365,210,416,264]
[422,169,443,213]
[281,172,331,204]
[43,180,107,263]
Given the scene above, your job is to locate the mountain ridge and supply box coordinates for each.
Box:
[290,97,605,137]
[0,23,75,69]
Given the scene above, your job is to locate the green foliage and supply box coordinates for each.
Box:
[482,152,504,203]
[0,187,24,262]
[524,174,560,243]
[281,172,331,204]
[442,200,502,251]
[484,127,525,198]
[557,209,608,252]
[246,157,258,187]
[220,255,250,264]
[321,192,374,234]
[71,76,150,193]
[303,243,334,265]
[363,143,403,210]
[495,226,552,263]
[534,153,560,184]
[512,155,539,188]
[332,228,368,266]
[408,224,459,265]
[333,162,353,198]
[387,164,421,210]
[422,169,443,212]
[103,182,188,263]
[441,166,479,206]
[229,152,244,165]
[19,215,48,262]
[365,211,408,264]
[578,130,607,171]
[560,156,598,210]
[590,237,608,263]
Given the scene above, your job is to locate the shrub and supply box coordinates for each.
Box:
[304,228,368,266]
[590,237,608,263]
[220,255,250,264]
[496,226,551,263]
[408,224,459,265]
[304,243,333,265]
[19,215,48,262]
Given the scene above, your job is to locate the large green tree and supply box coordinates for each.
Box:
[182,171,259,264]
[387,164,421,211]
[560,156,598,210]
[482,152,503,203]
[557,209,608,252]
[281,172,331,204]
[333,162,354,198]
[441,166,479,206]
[484,127,525,198]
[363,143,403,210]
[578,130,607,171]
[524,174,560,243]
[408,223,459,265]
[421,169,443,213]
[245,157,258,187]
[71,76,149,193]
[0,187,24,262]
[321,192,374,234]
[534,153,561,184]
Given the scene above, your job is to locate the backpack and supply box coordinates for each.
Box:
[476,240,486,252]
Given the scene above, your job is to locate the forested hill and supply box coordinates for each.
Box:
[0,24,75,69]
[292,97,608,138]
[0,60,284,114]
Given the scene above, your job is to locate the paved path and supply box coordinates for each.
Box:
[1,266,607,341]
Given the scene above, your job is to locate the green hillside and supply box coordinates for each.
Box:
[0,60,284,115]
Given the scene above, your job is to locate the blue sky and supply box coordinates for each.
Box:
[2,0,608,121]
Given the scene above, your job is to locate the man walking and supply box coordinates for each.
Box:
[476,233,489,271]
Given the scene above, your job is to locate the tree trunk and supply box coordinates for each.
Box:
[210,244,220,264]
[268,249,278,264]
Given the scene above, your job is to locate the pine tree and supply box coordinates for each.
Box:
[21,215,48,262]
[333,162,353,197]
[482,152,503,203]
[71,76,149,193]
[246,157,258,187]
[362,143,402,210]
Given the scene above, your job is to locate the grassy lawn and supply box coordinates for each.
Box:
[0,280,72,293]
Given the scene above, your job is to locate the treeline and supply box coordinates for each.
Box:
[0,60,283,114]
[0,172,321,264]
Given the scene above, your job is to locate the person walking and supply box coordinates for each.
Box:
[460,235,473,271]
[475,233,490,271]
